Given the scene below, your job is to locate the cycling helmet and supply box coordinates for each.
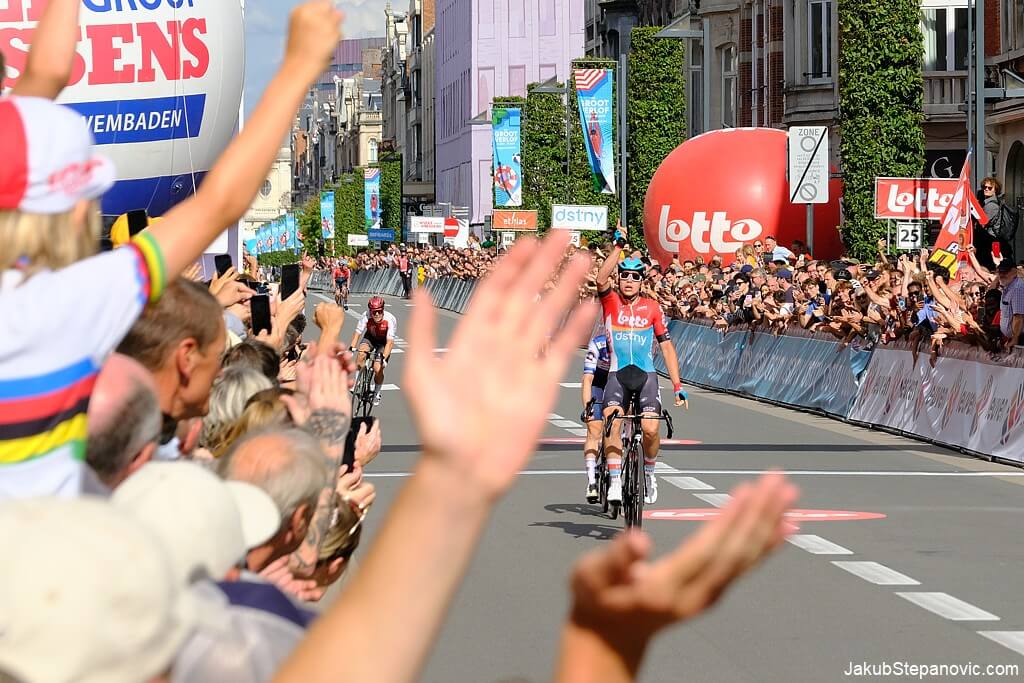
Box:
[618,257,645,273]
[368,296,385,311]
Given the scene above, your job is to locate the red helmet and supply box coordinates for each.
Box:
[368,296,385,311]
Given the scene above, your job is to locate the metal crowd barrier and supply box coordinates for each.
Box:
[335,268,476,314]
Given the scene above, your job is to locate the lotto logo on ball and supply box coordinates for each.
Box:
[656,207,763,255]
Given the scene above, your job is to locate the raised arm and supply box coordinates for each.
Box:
[12,0,81,98]
[596,244,623,292]
[146,2,342,278]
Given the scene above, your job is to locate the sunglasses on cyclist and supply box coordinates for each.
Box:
[619,271,644,282]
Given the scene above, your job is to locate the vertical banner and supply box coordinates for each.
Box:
[364,168,382,229]
[286,214,298,251]
[257,225,266,254]
[275,218,287,252]
[492,107,523,207]
[244,238,257,256]
[320,191,336,239]
[262,224,273,254]
[574,68,616,195]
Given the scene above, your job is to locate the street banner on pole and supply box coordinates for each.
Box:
[364,168,382,229]
[275,218,287,252]
[286,214,298,251]
[492,107,523,207]
[320,191,336,239]
[263,224,273,254]
[574,68,616,195]
[245,238,257,256]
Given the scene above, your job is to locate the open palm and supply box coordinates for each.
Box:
[404,233,597,500]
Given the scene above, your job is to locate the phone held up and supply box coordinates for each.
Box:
[280,264,301,301]
[250,294,272,336]
[215,254,234,277]
[343,416,376,470]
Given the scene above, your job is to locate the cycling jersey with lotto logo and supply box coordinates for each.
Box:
[356,310,397,346]
[583,334,611,389]
[598,289,670,373]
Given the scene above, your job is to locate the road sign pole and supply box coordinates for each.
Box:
[806,204,814,256]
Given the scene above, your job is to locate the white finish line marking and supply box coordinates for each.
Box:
[693,493,732,507]
[896,593,1000,621]
[560,382,583,388]
[786,535,854,555]
[663,476,715,490]
[831,562,920,586]
[978,632,1024,657]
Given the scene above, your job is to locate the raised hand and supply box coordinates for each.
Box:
[285,1,345,81]
[404,232,597,501]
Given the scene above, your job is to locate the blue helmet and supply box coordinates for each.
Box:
[618,257,645,273]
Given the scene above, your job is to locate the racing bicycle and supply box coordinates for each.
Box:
[583,399,614,518]
[602,366,674,529]
[352,349,384,417]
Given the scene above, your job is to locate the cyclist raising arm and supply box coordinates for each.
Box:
[349,297,397,405]
[596,236,688,506]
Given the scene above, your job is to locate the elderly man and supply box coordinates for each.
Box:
[85,354,162,489]
[218,428,331,573]
[997,260,1024,349]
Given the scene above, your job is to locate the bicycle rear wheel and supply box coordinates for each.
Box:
[354,362,374,417]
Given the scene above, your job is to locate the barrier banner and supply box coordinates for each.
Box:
[492,107,522,207]
[850,347,1024,463]
[365,168,382,229]
[655,321,871,418]
[573,68,615,195]
[320,191,336,239]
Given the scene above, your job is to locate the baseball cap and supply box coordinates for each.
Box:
[835,268,853,281]
[776,269,793,281]
[0,96,116,215]
[996,260,1016,273]
[0,498,204,683]
[740,264,753,274]
[112,461,281,584]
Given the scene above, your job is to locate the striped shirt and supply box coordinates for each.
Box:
[0,233,165,498]
[1000,277,1024,338]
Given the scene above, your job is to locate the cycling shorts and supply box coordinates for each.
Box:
[358,336,387,354]
[603,371,662,415]
[335,277,348,288]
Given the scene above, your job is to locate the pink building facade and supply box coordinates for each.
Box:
[436,0,584,226]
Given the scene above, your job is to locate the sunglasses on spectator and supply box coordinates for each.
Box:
[619,271,644,281]
[754,242,763,247]
[983,185,995,190]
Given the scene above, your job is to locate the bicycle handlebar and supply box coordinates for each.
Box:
[603,409,675,440]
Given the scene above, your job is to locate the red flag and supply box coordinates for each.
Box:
[933,153,988,280]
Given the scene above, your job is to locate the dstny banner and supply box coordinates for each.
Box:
[286,214,298,251]
[574,68,616,195]
[492,107,523,207]
[320,191,336,239]
[364,168,382,229]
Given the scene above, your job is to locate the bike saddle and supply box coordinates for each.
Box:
[617,365,648,394]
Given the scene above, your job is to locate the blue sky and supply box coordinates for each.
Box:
[244,0,390,116]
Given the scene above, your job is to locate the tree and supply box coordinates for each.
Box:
[627,26,686,247]
[838,0,925,260]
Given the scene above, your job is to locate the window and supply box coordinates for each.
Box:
[260,179,272,198]
[922,2,968,72]
[721,45,737,128]
[807,0,832,81]
[1004,0,1024,52]
[369,139,378,164]
[688,40,704,136]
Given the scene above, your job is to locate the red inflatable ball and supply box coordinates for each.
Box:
[642,128,843,268]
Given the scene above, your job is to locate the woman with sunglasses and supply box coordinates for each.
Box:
[975,177,1017,270]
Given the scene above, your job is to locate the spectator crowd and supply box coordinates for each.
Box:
[0,2,796,682]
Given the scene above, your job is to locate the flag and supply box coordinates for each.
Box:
[932,151,988,280]
[574,68,616,195]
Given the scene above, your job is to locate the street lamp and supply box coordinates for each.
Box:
[532,77,571,203]
[655,12,710,135]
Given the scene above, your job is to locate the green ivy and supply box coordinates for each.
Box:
[331,170,368,256]
[297,194,323,258]
[517,89,563,232]
[379,155,402,240]
[627,27,686,248]
[838,0,925,260]
[569,58,621,244]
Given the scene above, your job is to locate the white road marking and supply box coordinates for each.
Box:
[654,462,681,473]
[626,469,1024,477]
[552,420,582,428]
[379,384,401,391]
[693,493,732,507]
[978,631,1024,657]
[366,470,586,478]
[831,562,920,586]
[567,428,589,436]
[895,593,1000,621]
[786,535,854,555]
[560,382,583,388]
[548,413,564,420]
[388,348,405,354]
[663,476,715,490]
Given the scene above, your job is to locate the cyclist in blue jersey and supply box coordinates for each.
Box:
[581,331,611,502]
[596,237,688,505]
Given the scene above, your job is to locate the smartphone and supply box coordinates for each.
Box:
[280,264,300,301]
[743,295,753,307]
[126,209,149,237]
[250,294,272,336]
[214,253,233,277]
[343,416,377,470]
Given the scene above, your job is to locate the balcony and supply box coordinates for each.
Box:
[923,71,967,121]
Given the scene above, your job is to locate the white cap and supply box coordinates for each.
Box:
[0,498,201,683]
[0,97,116,215]
[111,462,281,584]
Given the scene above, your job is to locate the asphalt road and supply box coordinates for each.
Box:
[306,290,1024,683]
